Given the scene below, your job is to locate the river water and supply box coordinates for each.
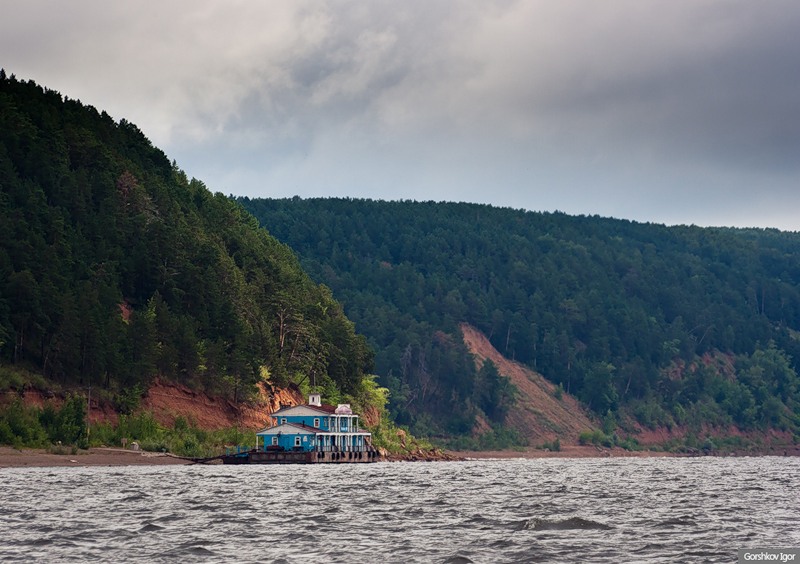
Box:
[1,457,798,563]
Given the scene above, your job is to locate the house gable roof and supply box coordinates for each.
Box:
[271,404,337,417]
[256,422,323,436]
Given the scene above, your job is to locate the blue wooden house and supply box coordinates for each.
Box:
[255,394,373,457]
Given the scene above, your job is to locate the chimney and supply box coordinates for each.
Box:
[309,393,321,407]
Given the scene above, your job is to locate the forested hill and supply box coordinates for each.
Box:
[0,72,372,406]
[240,197,800,444]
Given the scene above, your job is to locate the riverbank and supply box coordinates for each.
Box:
[0,446,192,468]
[450,445,666,459]
[1,444,644,467]
[3,443,798,468]
[451,443,800,459]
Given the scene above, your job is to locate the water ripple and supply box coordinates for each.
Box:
[1,457,798,562]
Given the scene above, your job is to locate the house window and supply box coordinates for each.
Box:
[272,437,278,446]
[313,418,320,428]
[281,418,287,424]
[294,436,301,447]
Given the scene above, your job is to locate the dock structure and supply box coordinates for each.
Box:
[222,394,379,464]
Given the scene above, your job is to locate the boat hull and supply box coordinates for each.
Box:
[221,450,378,464]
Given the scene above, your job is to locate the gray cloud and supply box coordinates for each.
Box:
[2,0,799,229]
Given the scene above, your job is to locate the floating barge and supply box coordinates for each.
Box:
[221,446,378,465]
[221,394,379,464]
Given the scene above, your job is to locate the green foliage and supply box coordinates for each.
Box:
[439,425,526,451]
[114,384,144,415]
[601,410,617,435]
[0,396,88,448]
[0,400,49,448]
[116,411,161,443]
[616,436,641,451]
[541,438,561,451]
[88,411,257,457]
[0,366,51,393]
[579,430,607,447]
[240,196,800,437]
[342,373,389,417]
[41,394,87,447]
[0,73,371,410]
[368,421,435,455]
[474,360,516,422]
[582,363,618,414]
[630,398,675,430]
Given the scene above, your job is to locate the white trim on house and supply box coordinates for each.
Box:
[271,405,334,417]
[255,422,371,439]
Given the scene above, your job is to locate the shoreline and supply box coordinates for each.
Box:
[448,445,674,459]
[448,443,800,460]
[0,446,193,468]
[3,443,798,468]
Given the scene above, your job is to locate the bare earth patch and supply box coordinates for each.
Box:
[460,323,597,444]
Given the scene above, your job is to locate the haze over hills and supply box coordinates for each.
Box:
[241,197,800,448]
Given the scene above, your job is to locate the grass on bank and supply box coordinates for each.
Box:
[0,397,257,458]
[0,369,445,458]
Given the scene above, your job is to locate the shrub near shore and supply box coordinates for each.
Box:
[0,396,87,450]
[90,413,254,458]
[0,399,253,458]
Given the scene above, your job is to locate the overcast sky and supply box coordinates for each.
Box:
[3,1,800,230]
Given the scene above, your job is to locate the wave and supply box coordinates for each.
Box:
[654,516,696,528]
[119,493,149,502]
[518,517,613,531]
[442,555,474,564]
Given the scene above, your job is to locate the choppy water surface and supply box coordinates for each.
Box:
[1,457,798,563]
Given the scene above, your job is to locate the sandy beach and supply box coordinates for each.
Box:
[0,446,193,468]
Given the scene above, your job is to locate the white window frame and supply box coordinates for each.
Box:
[281,417,287,424]
[272,437,278,446]
[313,418,320,428]
[294,436,301,447]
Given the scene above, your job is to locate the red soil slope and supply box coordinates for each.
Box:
[460,323,597,443]
[7,380,304,431]
[140,380,303,430]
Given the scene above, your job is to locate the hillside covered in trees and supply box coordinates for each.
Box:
[0,72,373,412]
[241,197,800,444]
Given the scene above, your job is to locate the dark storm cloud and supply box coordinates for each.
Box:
[2,1,799,228]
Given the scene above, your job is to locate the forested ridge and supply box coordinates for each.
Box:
[0,72,373,413]
[2,69,798,452]
[241,197,800,444]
